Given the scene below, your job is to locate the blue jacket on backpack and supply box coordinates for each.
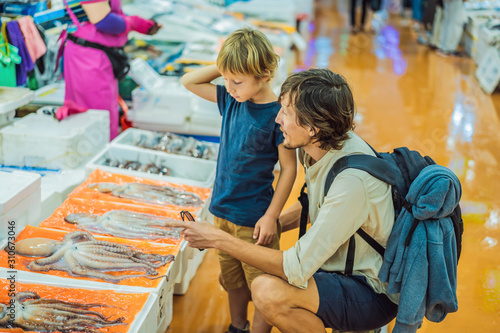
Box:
[378,165,461,333]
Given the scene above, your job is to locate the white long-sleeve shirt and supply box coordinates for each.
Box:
[283,132,398,303]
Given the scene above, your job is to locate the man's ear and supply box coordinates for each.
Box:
[308,126,318,137]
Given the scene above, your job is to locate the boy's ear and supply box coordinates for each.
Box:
[261,69,272,82]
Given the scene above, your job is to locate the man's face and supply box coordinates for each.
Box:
[275,93,314,149]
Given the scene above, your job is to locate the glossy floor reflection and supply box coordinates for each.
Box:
[167,0,500,332]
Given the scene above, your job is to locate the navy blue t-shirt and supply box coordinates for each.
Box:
[209,85,284,227]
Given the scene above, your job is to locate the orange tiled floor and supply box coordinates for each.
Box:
[167,0,500,332]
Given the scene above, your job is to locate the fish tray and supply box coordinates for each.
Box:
[112,127,219,161]
[86,144,216,188]
[39,197,188,246]
[0,226,182,332]
[0,277,158,333]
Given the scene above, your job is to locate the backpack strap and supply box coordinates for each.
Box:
[325,154,395,274]
[298,183,309,238]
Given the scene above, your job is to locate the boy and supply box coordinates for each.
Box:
[182,28,297,333]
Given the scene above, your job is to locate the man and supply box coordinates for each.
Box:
[166,69,398,333]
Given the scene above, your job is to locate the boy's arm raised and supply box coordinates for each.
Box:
[181,64,220,103]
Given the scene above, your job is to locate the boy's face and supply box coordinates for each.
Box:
[275,93,314,149]
[222,71,268,103]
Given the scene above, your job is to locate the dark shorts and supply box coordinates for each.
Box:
[314,271,398,331]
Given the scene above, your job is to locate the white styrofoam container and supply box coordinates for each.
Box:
[130,78,193,126]
[85,145,216,188]
[0,232,181,332]
[0,109,110,169]
[0,276,158,333]
[174,240,208,295]
[227,0,297,25]
[111,127,219,161]
[38,168,87,224]
[156,283,175,333]
[128,115,222,137]
[33,81,66,105]
[0,87,35,128]
[0,171,41,241]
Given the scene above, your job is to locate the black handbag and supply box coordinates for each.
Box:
[67,34,130,80]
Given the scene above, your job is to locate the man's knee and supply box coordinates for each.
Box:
[251,274,288,313]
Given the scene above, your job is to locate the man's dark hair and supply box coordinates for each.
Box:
[278,68,356,150]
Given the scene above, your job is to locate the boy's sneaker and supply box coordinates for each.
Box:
[226,321,250,333]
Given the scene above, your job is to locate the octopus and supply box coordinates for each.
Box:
[0,291,125,332]
[88,182,204,207]
[64,210,182,240]
[9,231,174,283]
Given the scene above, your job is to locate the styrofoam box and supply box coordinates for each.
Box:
[130,78,193,126]
[0,109,110,169]
[0,233,182,332]
[129,114,223,137]
[0,276,158,333]
[227,0,297,25]
[112,127,219,161]
[0,87,35,128]
[38,168,87,223]
[85,144,216,188]
[157,283,175,333]
[33,81,66,105]
[174,240,208,295]
[0,171,41,241]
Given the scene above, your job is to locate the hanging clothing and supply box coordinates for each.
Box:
[6,21,34,86]
[0,24,22,87]
[17,16,47,63]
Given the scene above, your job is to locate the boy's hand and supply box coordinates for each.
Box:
[253,215,278,246]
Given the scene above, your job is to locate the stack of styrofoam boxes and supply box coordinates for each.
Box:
[174,193,213,295]
[33,81,66,106]
[0,87,35,129]
[0,109,110,169]
[37,169,87,223]
[0,227,182,333]
[227,0,297,26]
[174,240,208,295]
[128,76,222,137]
[0,109,109,222]
[189,94,223,136]
[0,171,41,241]
[463,10,497,63]
[86,128,217,188]
[0,277,159,333]
[128,77,192,131]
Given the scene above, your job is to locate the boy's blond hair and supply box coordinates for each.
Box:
[217,28,279,79]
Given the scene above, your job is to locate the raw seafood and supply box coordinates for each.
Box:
[9,231,174,283]
[65,210,182,240]
[88,182,204,207]
[0,291,125,332]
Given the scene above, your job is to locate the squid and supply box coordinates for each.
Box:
[64,210,182,240]
[88,182,204,207]
[9,231,174,284]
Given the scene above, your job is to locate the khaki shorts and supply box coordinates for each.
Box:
[214,216,281,290]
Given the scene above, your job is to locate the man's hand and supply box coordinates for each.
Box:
[163,220,226,249]
[254,214,278,246]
